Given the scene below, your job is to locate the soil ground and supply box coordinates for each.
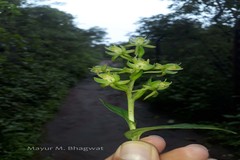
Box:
[35,77,236,160]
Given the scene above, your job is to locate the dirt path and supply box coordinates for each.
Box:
[36,77,234,160]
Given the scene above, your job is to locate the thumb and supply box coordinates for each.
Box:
[111,140,159,160]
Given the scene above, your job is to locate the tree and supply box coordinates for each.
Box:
[0,3,106,160]
[135,15,234,119]
[133,1,240,151]
[165,0,240,107]
[169,0,239,25]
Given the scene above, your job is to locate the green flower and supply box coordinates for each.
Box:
[90,65,107,74]
[126,37,155,58]
[143,80,171,91]
[127,37,155,48]
[106,45,134,61]
[94,73,129,90]
[164,63,182,71]
[153,63,164,70]
[90,65,122,74]
[94,73,120,87]
[119,67,134,74]
[127,58,154,71]
[142,79,172,100]
[152,63,183,75]
[162,63,183,75]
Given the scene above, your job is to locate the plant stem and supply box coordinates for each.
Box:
[127,80,136,130]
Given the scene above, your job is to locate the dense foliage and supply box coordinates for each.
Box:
[0,1,105,160]
[136,15,234,119]
[134,0,239,156]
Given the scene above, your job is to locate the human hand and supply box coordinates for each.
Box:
[105,135,211,160]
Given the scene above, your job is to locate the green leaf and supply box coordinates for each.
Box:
[144,44,156,48]
[94,77,107,84]
[136,46,145,58]
[130,70,143,80]
[133,89,147,100]
[124,123,237,140]
[144,90,158,100]
[144,71,162,74]
[100,99,135,127]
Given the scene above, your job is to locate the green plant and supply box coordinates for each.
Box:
[91,37,235,141]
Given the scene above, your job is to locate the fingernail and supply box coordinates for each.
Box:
[186,144,209,159]
[116,141,159,160]
[186,144,208,152]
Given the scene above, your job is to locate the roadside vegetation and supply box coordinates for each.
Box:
[0,1,105,160]
[133,0,240,157]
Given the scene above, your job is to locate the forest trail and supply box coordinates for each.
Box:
[36,77,233,160]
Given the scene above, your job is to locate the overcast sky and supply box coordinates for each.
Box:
[44,0,172,43]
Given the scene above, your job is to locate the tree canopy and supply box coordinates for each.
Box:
[169,0,239,25]
[134,0,240,155]
[0,1,106,160]
[165,0,240,106]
